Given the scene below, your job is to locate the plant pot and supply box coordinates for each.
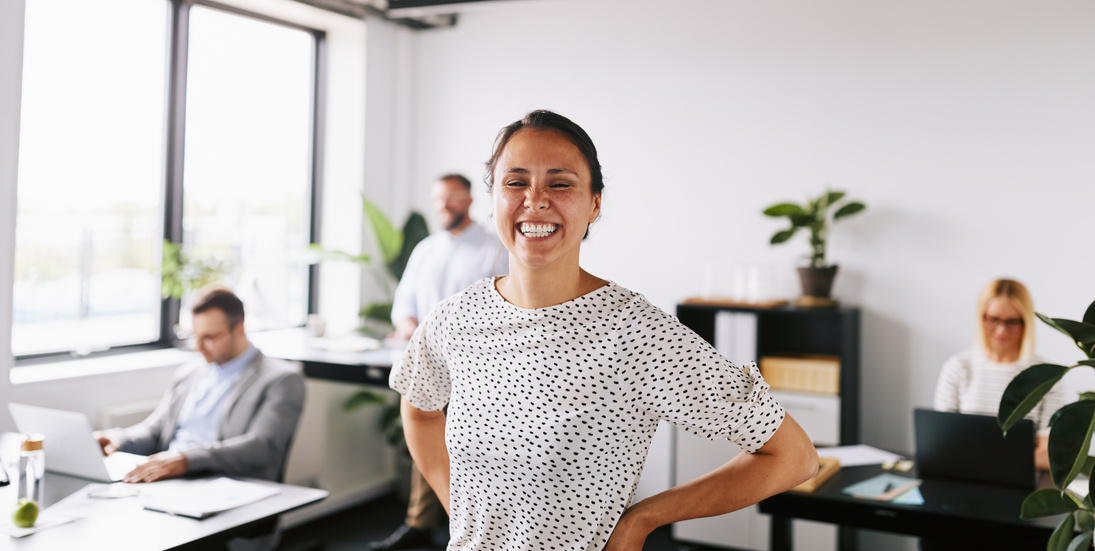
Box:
[797,265,839,299]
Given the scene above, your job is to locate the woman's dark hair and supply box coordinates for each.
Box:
[484,110,604,197]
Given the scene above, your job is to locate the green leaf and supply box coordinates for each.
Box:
[1050,401,1095,489]
[788,213,815,228]
[1039,313,1095,354]
[1022,488,1081,519]
[1079,511,1094,532]
[360,302,393,323]
[1067,530,1093,551]
[833,201,866,220]
[388,211,430,281]
[824,191,846,205]
[763,203,807,217]
[1049,514,1077,551]
[362,196,403,264]
[770,228,798,244]
[998,363,1071,432]
[1081,360,1095,369]
[1085,300,1095,326]
[343,390,386,412]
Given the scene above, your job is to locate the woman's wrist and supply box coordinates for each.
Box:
[619,498,660,537]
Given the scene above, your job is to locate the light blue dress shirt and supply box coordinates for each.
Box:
[169,345,257,451]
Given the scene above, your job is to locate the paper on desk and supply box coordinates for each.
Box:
[817,445,904,467]
[139,477,280,519]
[891,487,925,505]
[308,334,380,353]
[0,510,76,538]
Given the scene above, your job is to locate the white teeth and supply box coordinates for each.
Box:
[519,222,557,238]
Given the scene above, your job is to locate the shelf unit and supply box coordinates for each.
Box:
[671,303,861,551]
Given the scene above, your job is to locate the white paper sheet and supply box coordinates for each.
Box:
[816,444,905,467]
[138,477,280,519]
[0,510,76,538]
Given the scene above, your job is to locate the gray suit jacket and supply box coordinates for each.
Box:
[111,349,305,481]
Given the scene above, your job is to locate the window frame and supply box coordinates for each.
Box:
[13,0,325,365]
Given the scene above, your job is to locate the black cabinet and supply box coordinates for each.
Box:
[676,303,861,445]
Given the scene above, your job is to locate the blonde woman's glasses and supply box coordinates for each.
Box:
[984,315,1024,331]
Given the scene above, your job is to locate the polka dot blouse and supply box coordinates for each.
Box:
[390,277,785,551]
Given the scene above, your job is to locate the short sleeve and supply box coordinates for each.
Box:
[389,299,453,411]
[615,298,785,453]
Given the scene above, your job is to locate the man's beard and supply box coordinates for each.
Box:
[445,211,467,231]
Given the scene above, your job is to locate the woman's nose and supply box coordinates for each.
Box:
[524,187,548,210]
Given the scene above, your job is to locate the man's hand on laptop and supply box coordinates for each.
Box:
[92,431,119,456]
[123,451,189,483]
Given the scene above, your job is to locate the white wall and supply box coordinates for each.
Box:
[404,0,1095,490]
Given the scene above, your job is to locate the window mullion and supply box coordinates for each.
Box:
[160,0,191,345]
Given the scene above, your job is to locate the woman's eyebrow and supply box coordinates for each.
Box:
[505,167,578,176]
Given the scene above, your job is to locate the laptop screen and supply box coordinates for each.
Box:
[914,408,1036,489]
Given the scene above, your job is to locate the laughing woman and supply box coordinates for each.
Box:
[390,110,817,551]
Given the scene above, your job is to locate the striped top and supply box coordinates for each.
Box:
[932,348,1068,434]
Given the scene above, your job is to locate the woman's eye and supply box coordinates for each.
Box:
[505,181,526,188]
[551,183,573,189]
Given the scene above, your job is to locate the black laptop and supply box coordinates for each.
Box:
[914,408,1037,489]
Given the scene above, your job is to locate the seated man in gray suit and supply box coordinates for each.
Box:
[94,287,305,483]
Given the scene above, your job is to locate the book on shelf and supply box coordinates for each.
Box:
[760,354,840,395]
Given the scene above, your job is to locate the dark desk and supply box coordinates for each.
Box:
[759,463,1061,550]
[250,328,400,386]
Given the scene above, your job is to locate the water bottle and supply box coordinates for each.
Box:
[17,434,44,505]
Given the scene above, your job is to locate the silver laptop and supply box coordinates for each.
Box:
[8,403,147,482]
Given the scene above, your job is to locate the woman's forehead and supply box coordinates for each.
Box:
[498,129,588,173]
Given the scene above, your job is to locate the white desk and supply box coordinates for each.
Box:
[0,471,327,550]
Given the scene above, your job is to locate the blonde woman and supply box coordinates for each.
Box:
[391,110,817,551]
[932,278,1066,470]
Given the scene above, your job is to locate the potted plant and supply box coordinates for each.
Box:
[311,195,428,500]
[999,299,1095,550]
[762,189,866,305]
[309,195,429,336]
[159,239,229,300]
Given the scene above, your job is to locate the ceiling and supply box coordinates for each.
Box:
[293,0,535,29]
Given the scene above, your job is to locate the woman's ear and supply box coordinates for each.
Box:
[589,192,602,224]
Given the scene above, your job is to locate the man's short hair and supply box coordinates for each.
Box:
[192,287,245,328]
[439,173,472,191]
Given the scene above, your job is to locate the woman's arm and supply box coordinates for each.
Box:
[401,397,451,514]
[605,413,818,551]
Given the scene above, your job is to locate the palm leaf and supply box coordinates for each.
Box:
[362,196,403,264]
[388,212,429,281]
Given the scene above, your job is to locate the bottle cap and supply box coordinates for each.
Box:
[20,434,43,452]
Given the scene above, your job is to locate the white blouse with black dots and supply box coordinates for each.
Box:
[390,277,785,551]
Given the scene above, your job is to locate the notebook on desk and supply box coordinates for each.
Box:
[914,408,1036,489]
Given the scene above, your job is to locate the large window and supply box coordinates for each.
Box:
[181,6,316,332]
[13,0,323,359]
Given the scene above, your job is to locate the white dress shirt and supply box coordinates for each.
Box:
[390,222,508,324]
